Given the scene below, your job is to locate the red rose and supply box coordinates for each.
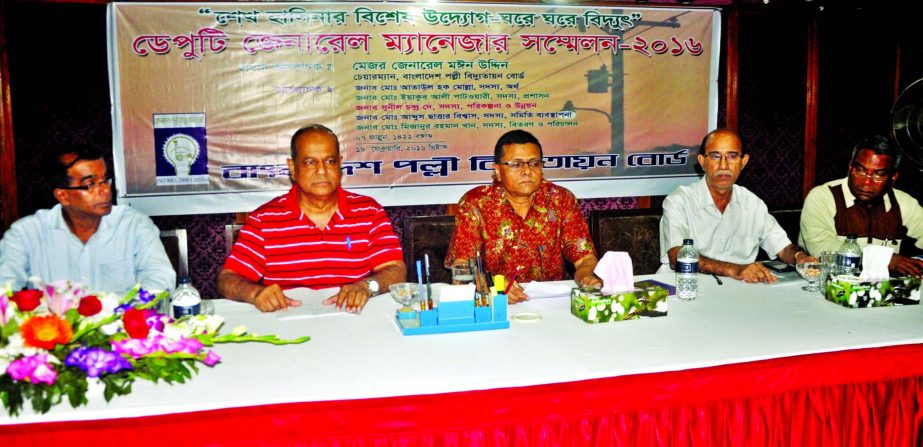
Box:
[122,308,150,339]
[78,295,102,317]
[11,289,43,312]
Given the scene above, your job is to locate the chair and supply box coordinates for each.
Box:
[159,229,189,280]
[401,215,456,284]
[225,224,244,256]
[757,207,803,260]
[769,207,802,245]
[590,208,664,275]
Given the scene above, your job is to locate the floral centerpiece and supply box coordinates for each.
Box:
[0,280,309,416]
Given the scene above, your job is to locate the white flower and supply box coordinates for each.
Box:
[587,306,597,322]
[0,333,44,358]
[656,300,668,313]
[870,289,882,303]
[0,357,8,375]
[848,291,857,306]
[101,321,122,336]
[230,325,247,336]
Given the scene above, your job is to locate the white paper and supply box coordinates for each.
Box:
[277,287,350,321]
[522,282,572,299]
[439,284,477,302]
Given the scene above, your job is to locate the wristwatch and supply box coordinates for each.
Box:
[364,278,380,294]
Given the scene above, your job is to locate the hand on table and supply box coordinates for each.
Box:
[324,282,372,313]
[506,281,529,304]
[254,284,302,312]
[577,274,603,289]
[734,262,777,284]
[889,255,923,278]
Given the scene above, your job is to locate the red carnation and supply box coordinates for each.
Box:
[122,308,150,339]
[11,289,43,312]
[77,295,103,317]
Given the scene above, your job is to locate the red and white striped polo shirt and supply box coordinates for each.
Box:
[223,186,403,289]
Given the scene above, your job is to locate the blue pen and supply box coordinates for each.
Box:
[415,260,426,310]
[346,235,351,251]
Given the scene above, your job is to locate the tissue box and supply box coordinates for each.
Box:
[824,275,921,308]
[570,285,668,324]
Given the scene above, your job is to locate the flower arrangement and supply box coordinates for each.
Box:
[0,280,309,416]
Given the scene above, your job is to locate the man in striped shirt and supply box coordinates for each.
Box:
[217,124,406,312]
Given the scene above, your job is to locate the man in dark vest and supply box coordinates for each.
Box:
[799,135,923,277]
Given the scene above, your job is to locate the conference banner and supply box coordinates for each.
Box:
[108,2,719,215]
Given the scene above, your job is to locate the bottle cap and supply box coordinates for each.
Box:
[683,238,694,245]
[178,277,191,285]
[846,233,857,241]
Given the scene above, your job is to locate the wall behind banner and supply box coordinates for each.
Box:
[5,2,922,298]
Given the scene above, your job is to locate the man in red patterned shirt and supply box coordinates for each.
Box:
[217,124,406,313]
[446,130,601,303]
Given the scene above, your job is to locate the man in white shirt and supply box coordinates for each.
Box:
[659,129,811,283]
[0,146,175,293]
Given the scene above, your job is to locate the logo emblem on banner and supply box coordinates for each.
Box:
[154,113,208,186]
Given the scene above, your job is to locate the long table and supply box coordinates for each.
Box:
[2,274,923,445]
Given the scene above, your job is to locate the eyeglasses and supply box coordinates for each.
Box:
[301,158,340,169]
[58,176,113,192]
[497,159,543,170]
[704,152,743,163]
[850,164,890,182]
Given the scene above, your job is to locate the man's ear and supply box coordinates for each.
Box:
[740,153,750,169]
[53,188,69,206]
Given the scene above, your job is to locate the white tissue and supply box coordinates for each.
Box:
[593,251,634,294]
[859,245,893,282]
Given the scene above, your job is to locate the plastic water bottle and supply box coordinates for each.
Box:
[836,234,862,276]
[171,277,202,318]
[676,239,699,301]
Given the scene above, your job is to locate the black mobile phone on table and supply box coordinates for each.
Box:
[762,260,794,273]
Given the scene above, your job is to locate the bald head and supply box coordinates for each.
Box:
[700,129,744,156]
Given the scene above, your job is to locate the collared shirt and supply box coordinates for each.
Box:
[0,204,176,293]
[223,186,403,290]
[446,179,595,283]
[798,177,923,255]
[659,178,791,270]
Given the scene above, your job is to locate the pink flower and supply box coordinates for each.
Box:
[6,354,57,385]
[202,351,221,366]
[111,334,205,359]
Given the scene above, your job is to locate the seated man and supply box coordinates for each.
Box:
[218,124,406,312]
[659,129,810,283]
[0,145,175,293]
[799,135,923,277]
[446,129,601,303]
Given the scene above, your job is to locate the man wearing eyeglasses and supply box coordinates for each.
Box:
[799,135,923,277]
[446,129,601,303]
[218,124,406,313]
[0,146,176,293]
[659,129,811,283]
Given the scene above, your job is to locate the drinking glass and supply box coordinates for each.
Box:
[388,283,421,313]
[451,265,474,285]
[796,261,824,292]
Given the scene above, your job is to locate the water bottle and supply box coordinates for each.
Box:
[836,234,862,276]
[676,239,699,301]
[171,277,202,318]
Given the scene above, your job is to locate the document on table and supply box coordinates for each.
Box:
[277,287,351,321]
[522,282,573,299]
[766,270,804,286]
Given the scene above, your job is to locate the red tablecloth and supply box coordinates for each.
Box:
[4,343,923,446]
